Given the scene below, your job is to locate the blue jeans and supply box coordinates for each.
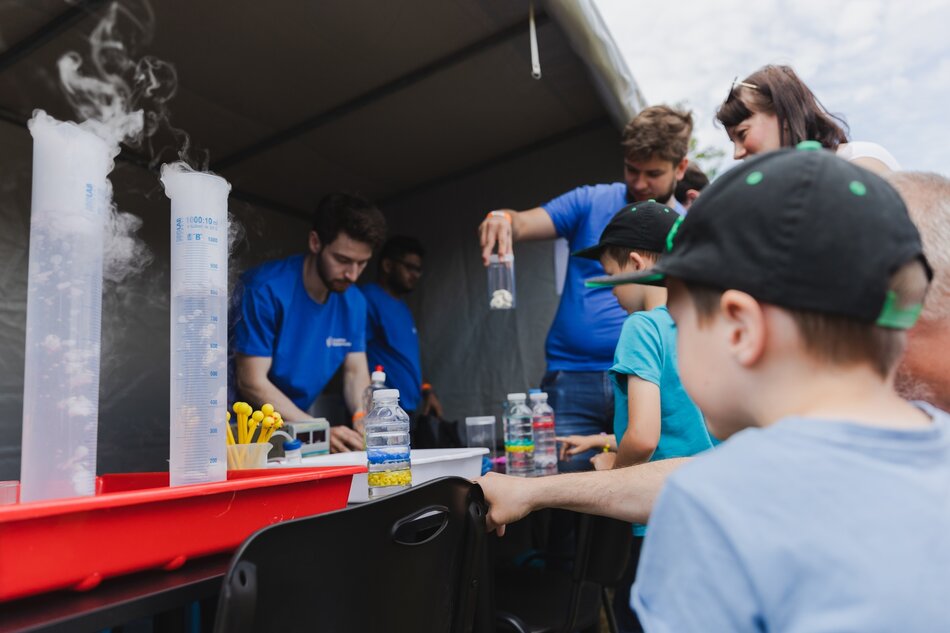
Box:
[541,370,615,473]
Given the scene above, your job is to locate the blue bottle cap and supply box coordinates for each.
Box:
[283,439,302,450]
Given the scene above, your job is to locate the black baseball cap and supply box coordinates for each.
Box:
[586,143,931,329]
[572,200,681,260]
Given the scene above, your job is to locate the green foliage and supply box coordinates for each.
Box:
[689,137,726,180]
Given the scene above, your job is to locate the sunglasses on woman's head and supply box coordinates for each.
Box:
[726,76,759,101]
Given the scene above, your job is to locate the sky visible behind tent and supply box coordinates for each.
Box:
[595,0,950,178]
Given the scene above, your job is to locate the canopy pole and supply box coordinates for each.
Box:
[529,2,542,79]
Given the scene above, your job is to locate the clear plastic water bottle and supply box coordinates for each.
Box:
[504,393,535,477]
[363,365,387,414]
[529,391,558,476]
[364,389,411,498]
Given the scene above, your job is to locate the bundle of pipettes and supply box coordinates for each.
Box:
[226,402,284,446]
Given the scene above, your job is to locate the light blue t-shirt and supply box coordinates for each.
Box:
[232,254,367,411]
[360,282,423,411]
[544,184,685,372]
[609,306,713,535]
[632,404,950,632]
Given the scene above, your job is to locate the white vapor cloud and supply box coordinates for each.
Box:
[594,0,950,176]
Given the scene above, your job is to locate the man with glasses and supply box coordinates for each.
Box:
[361,236,442,416]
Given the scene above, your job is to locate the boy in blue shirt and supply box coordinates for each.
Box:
[597,146,946,631]
[570,200,714,632]
[479,148,950,630]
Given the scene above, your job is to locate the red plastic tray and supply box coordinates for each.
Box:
[0,466,365,602]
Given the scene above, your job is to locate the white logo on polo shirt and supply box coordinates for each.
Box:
[325,336,352,348]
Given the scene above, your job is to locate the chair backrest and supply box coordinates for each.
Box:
[563,513,633,630]
[574,513,633,586]
[214,476,486,633]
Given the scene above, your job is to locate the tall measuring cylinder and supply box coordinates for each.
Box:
[161,164,230,486]
[20,111,114,502]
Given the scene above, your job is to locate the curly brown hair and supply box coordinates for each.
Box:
[311,192,387,250]
[621,105,693,164]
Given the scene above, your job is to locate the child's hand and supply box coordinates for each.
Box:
[590,451,616,471]
[556,434,604,461]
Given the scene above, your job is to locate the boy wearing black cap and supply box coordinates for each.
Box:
[479,145,950,630]
[565,201,714,474]
[590,144,948,630]
[567,200,716,632]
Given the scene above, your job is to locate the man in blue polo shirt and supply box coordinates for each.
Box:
[361,236,442,416]
[233,192,387,452]
[478,105,692,471]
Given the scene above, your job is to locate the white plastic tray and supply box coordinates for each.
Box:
[269,447,488,503]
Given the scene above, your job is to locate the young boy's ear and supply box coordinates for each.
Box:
[629,251,646,272]
[721,290,767,367]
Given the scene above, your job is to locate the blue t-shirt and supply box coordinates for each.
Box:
[360,283,423,411]
[544,184,684,372]
[609,306,712,535]
[232,254,366,411]
[632,404,950,632]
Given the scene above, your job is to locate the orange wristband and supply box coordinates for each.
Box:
[352,411,366,424]
[486,210,512,223]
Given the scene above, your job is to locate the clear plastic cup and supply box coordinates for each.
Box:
[465,416,497,459]
[0,481,19,505]
[488,254,515,310]
[227,443,273,470]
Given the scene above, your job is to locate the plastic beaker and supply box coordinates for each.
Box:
[487,254,515,310]
[227,443,273,470]
[465,416,497,459]
[20,112,114,502]
[0,481,18,505]
[161,164,231,486]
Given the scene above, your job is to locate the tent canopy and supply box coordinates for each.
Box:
[0,0,643,476]
[0,0,641,217]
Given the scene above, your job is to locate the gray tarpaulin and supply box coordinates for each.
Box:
[0,0,642,478]
[545,0,647,127]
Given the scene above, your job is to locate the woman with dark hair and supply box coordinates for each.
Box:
[717,64,899,173]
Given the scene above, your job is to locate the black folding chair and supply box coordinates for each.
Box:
[213,476,487,633]
[494,513,633,633]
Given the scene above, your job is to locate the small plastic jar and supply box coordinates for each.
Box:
[283,439,303,464]
[488,254,516,310]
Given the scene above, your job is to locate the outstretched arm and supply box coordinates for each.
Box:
[478,207,557,265]
[477,457,689,534]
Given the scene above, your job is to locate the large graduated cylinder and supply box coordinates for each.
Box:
[20,112,114,502]
[161,165,230,486]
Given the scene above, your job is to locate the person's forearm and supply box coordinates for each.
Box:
[238,378,310,422]
[613,439,655,469]
[508,209,527,242]
[526,458,687,524]
[344,366,369,416]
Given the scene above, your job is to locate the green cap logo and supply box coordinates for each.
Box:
[666,216,684,252]
[876,291,923,329]
[796,140,823,151]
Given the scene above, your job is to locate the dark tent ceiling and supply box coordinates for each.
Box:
[0,0,631,218]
